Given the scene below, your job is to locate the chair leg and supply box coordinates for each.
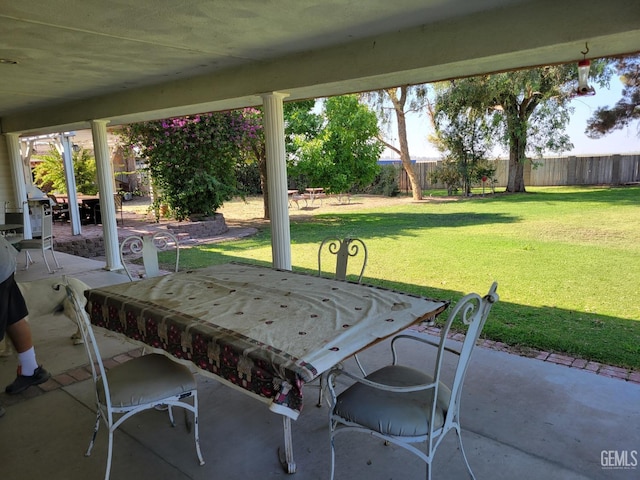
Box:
[49,248,62,270]
[329,428,337,480]
[455,426,476,480]
[24,251,33,269]
[192,393,205,465]
[85,410,102,457]
[167,405,176,427]
[105,429,114,480]
[40,249,54,274]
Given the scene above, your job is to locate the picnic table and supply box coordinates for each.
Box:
[287,188,327,209]
[304,187,325,206]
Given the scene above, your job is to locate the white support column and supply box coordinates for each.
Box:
[5,133,32,239]
[262,92,291,270]
[91,120,123,271]
[59,134,82,235]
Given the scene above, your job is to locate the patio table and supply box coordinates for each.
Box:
[0,223,24,244]
[55,194,100,224]
[0,223,23,231]
[84,262,448,472]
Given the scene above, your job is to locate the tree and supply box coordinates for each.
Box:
[586,54,640,138]
[289,95,383,193]
[362,86,427,200]
[431,62,614,192]
[233,108,267,216]
[120,112,244,221]
[33,146,98,194]
[429,82,498,195]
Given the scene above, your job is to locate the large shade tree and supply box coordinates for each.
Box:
[432,61,614,192]
[429,83,498,195]
[586,54,640,138]
[362,86,427,200]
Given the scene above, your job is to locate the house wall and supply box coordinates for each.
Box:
[0,137,17,222]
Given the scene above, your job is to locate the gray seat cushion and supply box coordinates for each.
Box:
[18,239,43,248]
[334,365,451,437]
[98,353,196,408]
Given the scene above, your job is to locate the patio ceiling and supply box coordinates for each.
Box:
[1,0,639,135]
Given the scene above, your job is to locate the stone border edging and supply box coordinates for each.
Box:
[411,324,640,384]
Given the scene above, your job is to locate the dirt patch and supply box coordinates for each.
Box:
[220,194,448,227]
[119,193,473,232]
[121,194,417,229]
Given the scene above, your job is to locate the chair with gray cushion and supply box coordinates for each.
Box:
[327,282,499,480]
[63,281,205,480]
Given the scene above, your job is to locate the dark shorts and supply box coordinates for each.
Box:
[0,273,28,342]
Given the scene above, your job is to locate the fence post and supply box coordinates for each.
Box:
[611,154,621,185]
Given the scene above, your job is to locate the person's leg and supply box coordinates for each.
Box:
[4,317,50,394]
[6,317,33,353]
[2,275,50,395]
[6,318,39,375]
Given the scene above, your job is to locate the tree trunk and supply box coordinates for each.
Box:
[506,148,526,192]
[388,87,422,200]
[259,155,270,220]
[397,113,422,200]
[506,117,527,193]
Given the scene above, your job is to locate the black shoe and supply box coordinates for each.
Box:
[5,366,51,395]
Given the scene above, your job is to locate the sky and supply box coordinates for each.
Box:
[384,79,639,160]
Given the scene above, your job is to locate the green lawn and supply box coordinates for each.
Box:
[172,186,640,370]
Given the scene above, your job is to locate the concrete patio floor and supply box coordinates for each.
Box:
[1,252,638,479]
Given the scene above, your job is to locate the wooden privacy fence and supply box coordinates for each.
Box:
[394,154,640,192]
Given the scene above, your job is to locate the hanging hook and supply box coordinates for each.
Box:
[580,42,590,59]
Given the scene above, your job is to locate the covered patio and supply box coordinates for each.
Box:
[2,0,640,274]
[1,1,640,479]
[1,255,638,479]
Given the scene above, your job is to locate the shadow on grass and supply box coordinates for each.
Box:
[175,247,640,371]
[289,211,520,241]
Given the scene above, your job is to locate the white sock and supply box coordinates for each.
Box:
[18,347,38,376]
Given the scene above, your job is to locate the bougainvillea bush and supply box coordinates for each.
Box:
[120,111,254,221]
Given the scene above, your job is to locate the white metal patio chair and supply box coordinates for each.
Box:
[119,231,180,281]
[62,281,205,480]
[18,203,62,274]
[327,282,499,480]
[318,237,368,283]
[316,237,368,406]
